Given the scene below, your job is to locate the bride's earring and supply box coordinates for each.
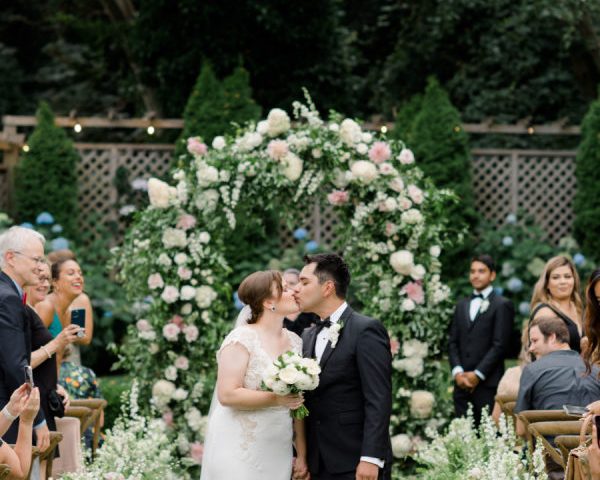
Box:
[271,305,276,311]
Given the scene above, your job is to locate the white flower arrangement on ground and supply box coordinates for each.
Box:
[262,351,321,419]
[114,91,461,473]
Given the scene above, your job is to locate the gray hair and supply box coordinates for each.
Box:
[283,268,300,277]
[0,226,45,268]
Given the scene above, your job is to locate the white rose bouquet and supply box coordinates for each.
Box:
[261,351,321,419]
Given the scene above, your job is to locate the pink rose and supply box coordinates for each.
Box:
[162,323,180,341]
[378,163,395,175]
[190,442,204,465]
[176,214,197,230]
[385,222,397,237]
[170,315,184,327]
[408,185,424,205]
[404,281,425,304]
[147,273,164,290]
[183,325,199,342]
[162,410,174,427]
[136,319,151,332]
[175,356,189,370]
[177,266,192,280]
[390,338,400,356]
[327,190,350,206]
[398,197,412,211]
[187,137,207,156]
[368,141,391,164]
[161,285,179,304]
[398,148,415,165]
[267,140,289,160]
[389,177,404,193]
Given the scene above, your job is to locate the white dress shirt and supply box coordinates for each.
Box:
[315,301,384,469]
[451,285,493,381]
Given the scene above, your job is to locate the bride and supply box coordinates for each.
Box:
[200,270,309,480]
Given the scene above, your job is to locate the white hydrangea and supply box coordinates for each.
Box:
[195,285,217,308]
[401,208,423,225]
[162,228,187,249]
[212,136,226,150]
[196,163,220,187]
[195,189,220,212]
[185,408,204,432]
[172,388,189,401]
[339,118,362,145]
[356,143,368,155]
[410,390,435,419]
[147,178,171,208]
[393,356,424,378]
[281,152,303,181]
[266,108,291,137]
[256,120,269,135]
[350,161,378,183]
[402,339,429,359]
[391,434,412,458]
[152,380,175,409]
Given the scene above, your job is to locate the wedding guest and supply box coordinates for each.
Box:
[583,269,600,372]
[282,268,318,336]
[529,255,583,353]
[449,254,515,426]
[0,226,49,452]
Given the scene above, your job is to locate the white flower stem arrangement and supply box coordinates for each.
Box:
[261,351,321,419]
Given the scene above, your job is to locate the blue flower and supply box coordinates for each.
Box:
[506,213,517,225]
[305,240,319,253]
[502,236,514,247]
[103,310,114,318]
[519,302,530,316]
[494,286,504,296]
[36,212,54,225]
[233,292,245,311]
[293,228,308,240]
[507,277,523,293]
[51,224,63,233]
[573,253,585,267]
[19,222,34,229]
[50,237,69,251]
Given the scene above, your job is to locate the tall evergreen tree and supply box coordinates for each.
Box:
[573,95,600,257]
[222,66,261,128]
[15,102,79,238]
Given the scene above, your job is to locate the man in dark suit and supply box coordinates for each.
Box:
[448,254,515,426]
[294,253,392,480]
[0,226,50,450]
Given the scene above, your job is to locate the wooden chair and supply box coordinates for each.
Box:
[12,430,63,480]
[64,405,92,435]
[555,434,582,465]
[69,399,107,456]
[0,464,10,480]
[527,420,583,469]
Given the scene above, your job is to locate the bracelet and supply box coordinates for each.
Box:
[1,406,18,422]
[41,345,52,359]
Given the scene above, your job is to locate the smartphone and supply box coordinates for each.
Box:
[595,416,600,447]
[24,366,34,390]
[563,404,589,417]
[71,308,86,338]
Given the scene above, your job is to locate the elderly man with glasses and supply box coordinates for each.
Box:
[0,226,50,452]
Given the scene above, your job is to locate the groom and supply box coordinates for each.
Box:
[294,253,392,480]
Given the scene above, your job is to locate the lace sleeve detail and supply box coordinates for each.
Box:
[217,327,258,360]
[286,330,303,354]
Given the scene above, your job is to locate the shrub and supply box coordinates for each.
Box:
[574,94,600,259]
[15,102,79,239]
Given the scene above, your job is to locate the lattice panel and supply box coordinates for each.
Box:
[280,200,340,250]
[472,149,576,244]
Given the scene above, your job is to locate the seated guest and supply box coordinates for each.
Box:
[515,315,600,438]
[281,268,318,336]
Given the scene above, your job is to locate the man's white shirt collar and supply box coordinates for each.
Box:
[325,301,348,324]
[473,285,493,299]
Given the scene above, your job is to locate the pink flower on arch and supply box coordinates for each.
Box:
[170,315,184,328]
[368,141,391,164]
[404,281,425,304]
[187,137,207,156]
[190,442,204,464]
[162,410,174,427]
[327,190,349,206]
[390,337,400,356]
[177,214,197,230]
[267,140,289,160]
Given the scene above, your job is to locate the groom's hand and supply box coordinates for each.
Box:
[356,460,378,480]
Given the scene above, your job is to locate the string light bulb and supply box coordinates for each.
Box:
[454,126,461,133]
[527,126,535,135]
[22,144,30,153]
[147,125,155,135]
[73,123,82,133]
[380,125,388,134]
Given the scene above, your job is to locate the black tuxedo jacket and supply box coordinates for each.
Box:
[0,271,44,442]
[448,292,515,388]
[302,306,392,477]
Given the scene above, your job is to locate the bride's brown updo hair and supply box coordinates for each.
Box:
[237,270,283,324]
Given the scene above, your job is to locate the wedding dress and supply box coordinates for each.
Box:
[200,325,302,480]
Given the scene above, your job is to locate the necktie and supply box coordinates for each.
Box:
[315,318,332,334]
[22,293,27,305]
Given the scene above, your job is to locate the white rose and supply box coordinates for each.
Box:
[198,232,211,244]
[172,388,188,401]
[356,143,368,155]
[402,339,429,359]
[161,285,180,304]
[391,434,412,458]
[212,136,226,150]
[389,177,404,193]
[147,273,164,290]
[196,165,220,187]
[195,285,217,308]
[394,357,424,377]
[180,285,196,301]
[410,390,435,419]
[152,380,176,408]
[339,119,362,145]
[390,250,414,275]
[401,208,423,225]
[410,264,426,281]
[175,356,190,370]
[361,132,373,143]
[300,358,321,376]
[402,298,416,312]
[174,253,188,265]
[379,197,398,212]
[270,379,291,396]
[429,245,441,257]
[164,366,177,381]
[351,161,378,183]
[266,108,291,137]
[278,365,300,385]
[181,303,193,315]
[407,184,424,204]
[157,253,172,267]
[256,120,269,135]
[162,228,187,249]
[398,148,415,165]
[183,325,199,342]
[148,178,171,208]
[162,323,180,341]
[295,373,314,390]
[281,152,303,181]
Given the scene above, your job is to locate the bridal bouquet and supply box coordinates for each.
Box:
[262,351,321,419]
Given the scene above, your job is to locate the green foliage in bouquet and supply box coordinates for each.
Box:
[574,93,600,260]
[391,78,478,281]
[15,102,79,239]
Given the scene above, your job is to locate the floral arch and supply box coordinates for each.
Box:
[115,95,458,472]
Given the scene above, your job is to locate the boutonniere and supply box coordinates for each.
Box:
[479,299,490,314]
[328,323,343,348]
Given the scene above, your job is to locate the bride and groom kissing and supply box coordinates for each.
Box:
[201,253,393,480]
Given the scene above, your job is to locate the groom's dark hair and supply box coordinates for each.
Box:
[304,253,350,298]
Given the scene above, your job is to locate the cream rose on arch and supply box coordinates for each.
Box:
[390,250,414,275]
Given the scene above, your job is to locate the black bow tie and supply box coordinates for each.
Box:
[471,293,483,299]
[315,318,332,333]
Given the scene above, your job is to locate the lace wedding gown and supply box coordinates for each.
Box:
[200,326,302,480]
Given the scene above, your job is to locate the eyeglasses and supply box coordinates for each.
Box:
[12,251,46,265]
